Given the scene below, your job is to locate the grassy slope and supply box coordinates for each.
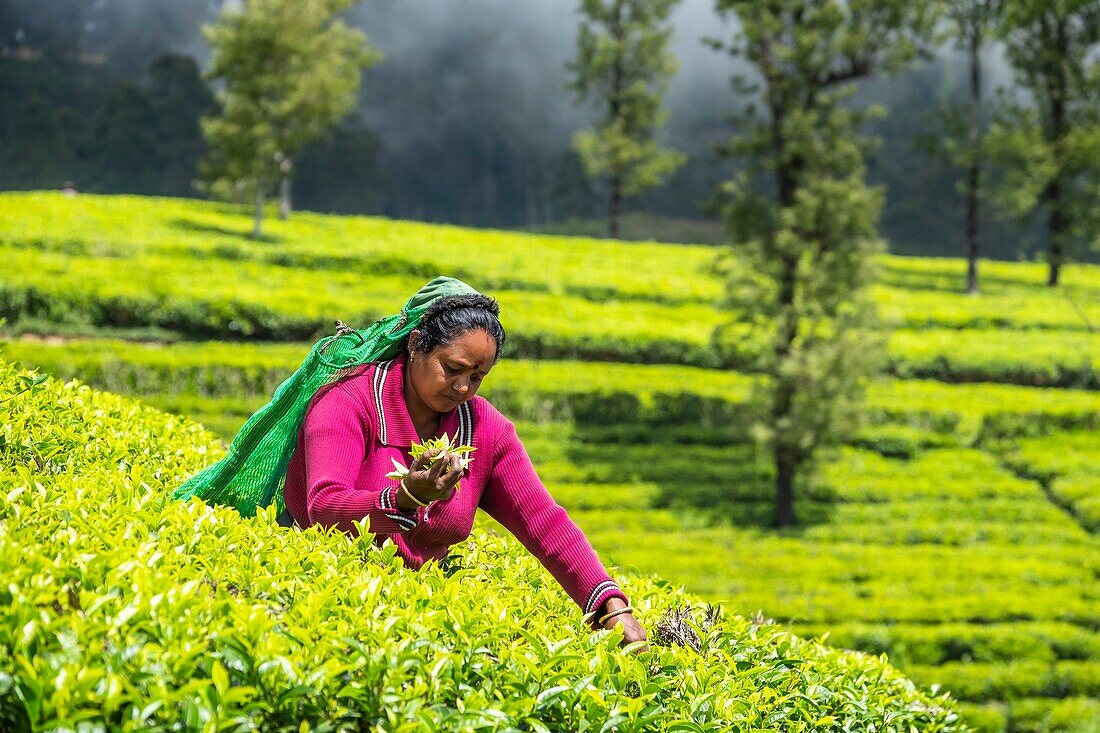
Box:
[4,192,1100,732]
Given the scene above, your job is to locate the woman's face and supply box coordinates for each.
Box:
[407,328,498,413]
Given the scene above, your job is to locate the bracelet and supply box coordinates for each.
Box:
[598,605,634,625]
[399,479,431,508]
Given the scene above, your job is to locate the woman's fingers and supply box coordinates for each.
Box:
[410,448,439,472]
[407,451,467,502]
[426,454,447,481]
[439,453,463,488]
[612,615,649,652]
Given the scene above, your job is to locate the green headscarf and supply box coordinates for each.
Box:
[173,276,480,516]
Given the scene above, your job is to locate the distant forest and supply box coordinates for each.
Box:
[0,0,1070,261]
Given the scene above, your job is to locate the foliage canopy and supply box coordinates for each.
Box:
[200,0,379,235]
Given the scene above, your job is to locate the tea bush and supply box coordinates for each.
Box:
[0,359,969,731]
[903,662,1100,703]
[14,328,1095,402]
[6,339,1100,446]
[888,329,1098,388]
[5,285,1100,384]
[957,698,1100,733]
[1001,432,1100,531]
[0,244,726,366]
[1004,697,1100,733]
[789,622,1100,667]
[1,192,726,306]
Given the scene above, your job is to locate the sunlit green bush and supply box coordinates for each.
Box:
[904,661,1100,703]
[791,623,1100,667]
[1002,432,1100,531]
[888,329,1098,388]
[6,339,1100,446]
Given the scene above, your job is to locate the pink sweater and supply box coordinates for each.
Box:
[283,354,628,617]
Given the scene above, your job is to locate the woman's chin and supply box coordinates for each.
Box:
[437,395,464,412]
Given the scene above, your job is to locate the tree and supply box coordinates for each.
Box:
[988,0,1100,286]
[567,0,685,239]
[148,53,216,197]
[710,0,936,527]
[90,81,163,192]
[200,0,379,238]
[930,1,1003,294]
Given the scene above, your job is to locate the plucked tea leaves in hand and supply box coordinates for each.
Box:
[386,432,476,492]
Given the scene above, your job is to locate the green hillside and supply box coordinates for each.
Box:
[3,192,1099,732]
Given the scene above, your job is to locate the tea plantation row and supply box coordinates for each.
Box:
[4,328,1097,391]
[4,338,1097,442]
[7,192,1099,309]
[6,343,1098,731]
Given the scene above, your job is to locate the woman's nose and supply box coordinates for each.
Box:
[454,379,469,395]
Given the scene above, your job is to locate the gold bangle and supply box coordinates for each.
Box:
[399,479,430,507]
[598,605,634,625]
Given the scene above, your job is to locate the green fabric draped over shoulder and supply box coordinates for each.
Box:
[173,276,480,517]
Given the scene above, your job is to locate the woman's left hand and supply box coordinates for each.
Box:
[600,598,648,652]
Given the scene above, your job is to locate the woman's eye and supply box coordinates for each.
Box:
[471,374,483,384]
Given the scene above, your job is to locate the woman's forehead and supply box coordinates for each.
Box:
[438,329,497,367]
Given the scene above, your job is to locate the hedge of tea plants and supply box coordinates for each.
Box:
[3,332,1099,417]
[1,191,1098,384]
[999,431,1100,531]
[4,340,1100,443]
[2,253,1096,383]
[0,245,723,366]
[0,359,969,732]
[886,329,1098,389]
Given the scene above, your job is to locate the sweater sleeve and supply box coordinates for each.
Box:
[301,384,419,535]
[479,418,628,618]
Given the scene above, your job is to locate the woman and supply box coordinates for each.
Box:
[282,292,647,645]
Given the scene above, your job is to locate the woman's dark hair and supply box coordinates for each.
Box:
[408,294,506,361]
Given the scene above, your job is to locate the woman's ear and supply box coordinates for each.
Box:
[408,328,422,355]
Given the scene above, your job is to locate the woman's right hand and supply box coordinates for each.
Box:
[394,449,463,510]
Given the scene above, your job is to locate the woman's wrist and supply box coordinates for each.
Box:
[395,480,430,511]
[598,605,634,625]
[597,596,630,625]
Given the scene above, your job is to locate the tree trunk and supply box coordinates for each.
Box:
[769,76,801,527]
[608,176,622,239]
[1046,17,1068,287]
[607,0,624,240]
[774,448,797,528]
[1048,178,1064,286]
[771,253,799,528]
[965,31,981,295]
[253,176,265,239]
[279,174,292,220]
